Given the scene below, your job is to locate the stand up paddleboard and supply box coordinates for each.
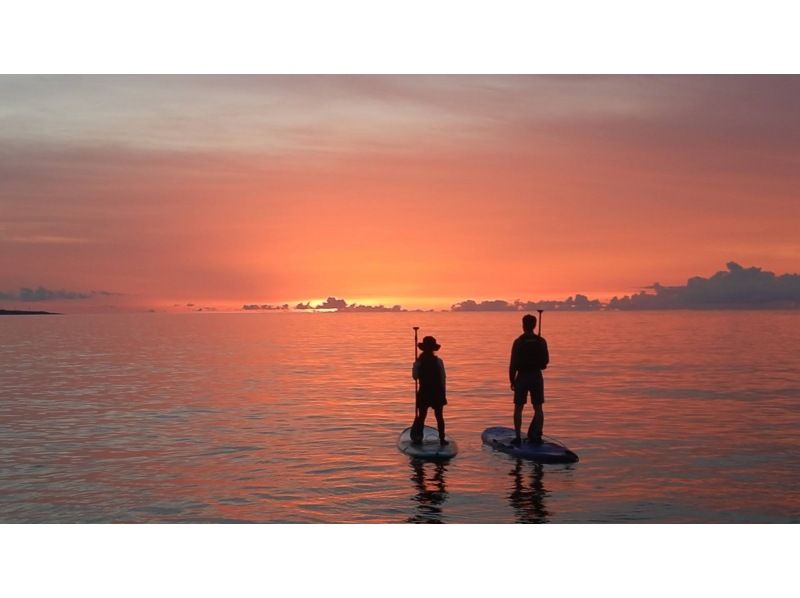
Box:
[481,426,578,463]
[397,426,458,460]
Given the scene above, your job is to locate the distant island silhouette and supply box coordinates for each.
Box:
[0,309,60,316]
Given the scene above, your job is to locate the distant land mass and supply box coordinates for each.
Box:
[0,309,60,315]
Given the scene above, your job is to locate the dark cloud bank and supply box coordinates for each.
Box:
[243,303,290,311]
[452,295,602,312]
[244,264,800,313]
[243,297,405,312]
[453,263,800,311]
[608,262,800,310]
[297,297,405,312]
[0,286,119,302]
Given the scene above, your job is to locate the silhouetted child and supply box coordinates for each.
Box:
[410,336,448,446]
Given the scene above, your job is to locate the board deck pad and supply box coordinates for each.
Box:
[397,426,458,460]
[481,426,578,463]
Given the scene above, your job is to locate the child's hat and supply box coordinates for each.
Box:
[418,336,441,351]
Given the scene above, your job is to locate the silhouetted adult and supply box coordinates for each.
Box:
[509,314,549,445]
[508,460,549,523]
[410,336,449,446]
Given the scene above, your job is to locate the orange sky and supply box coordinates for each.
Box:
[1,76,799,311]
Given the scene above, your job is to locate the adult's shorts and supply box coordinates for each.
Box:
[513,370,544,406]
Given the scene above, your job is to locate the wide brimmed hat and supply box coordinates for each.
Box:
[418,336,441,351]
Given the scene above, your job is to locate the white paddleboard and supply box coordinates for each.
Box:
[397,426,458,460]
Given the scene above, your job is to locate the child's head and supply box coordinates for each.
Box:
[417,335,441,353]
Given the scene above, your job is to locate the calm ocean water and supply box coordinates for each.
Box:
[1,311,799,523]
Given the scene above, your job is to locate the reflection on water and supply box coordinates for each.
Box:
[407,460,449,523]
[1,311,799,522]
[507,461,549,524]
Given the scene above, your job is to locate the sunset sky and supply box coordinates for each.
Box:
[1,75,799,311]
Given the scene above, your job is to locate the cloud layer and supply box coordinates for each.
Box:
[265,296,406,312]
[242,303,290,310]
[450,264,800,311]
[452,295,602,311]
[608,262,800,309]
[0,286,117,302]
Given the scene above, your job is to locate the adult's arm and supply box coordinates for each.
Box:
[509,338,519,384]
[541,338,550,370]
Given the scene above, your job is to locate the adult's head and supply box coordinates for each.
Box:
[522,314,537,333]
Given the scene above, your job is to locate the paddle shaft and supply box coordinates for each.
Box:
[537,309,543,336]
[413,327,419,418]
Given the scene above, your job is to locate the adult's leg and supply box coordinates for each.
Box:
[514,403,525,440]
[528,373,545,441]
[433,406,446,441]
[528,403,544,442]
[513,375,526,441]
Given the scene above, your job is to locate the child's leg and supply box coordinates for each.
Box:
[411,405,428,441]
[416,405,429,428]
[433,406,446,440]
